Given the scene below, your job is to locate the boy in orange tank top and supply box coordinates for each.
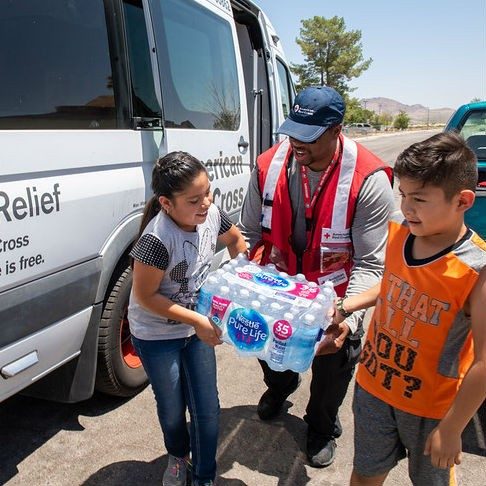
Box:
[332,132,486,485]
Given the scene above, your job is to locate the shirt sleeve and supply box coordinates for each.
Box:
[130,233,169,270]
[345,169,396,337]
[218,207,233,235]
[238,166,263,250]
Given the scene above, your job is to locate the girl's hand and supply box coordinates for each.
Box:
[193,315,223,347]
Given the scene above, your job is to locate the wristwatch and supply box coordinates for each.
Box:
[336,298,353,318]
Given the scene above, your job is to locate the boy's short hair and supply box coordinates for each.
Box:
[394,131,478,199]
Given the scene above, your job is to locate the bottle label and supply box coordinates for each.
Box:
[269,319,293,365]
[226,307,269,351]
[269,339,287,364]
[209,295,231,327]
[273,319,293,340]
[221,264,319,308]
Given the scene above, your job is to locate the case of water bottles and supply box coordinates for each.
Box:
[196,253,336,372]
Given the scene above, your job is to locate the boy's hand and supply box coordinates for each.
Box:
[315,322,350,355]
[194,316,223,347]
[424,425,462,469]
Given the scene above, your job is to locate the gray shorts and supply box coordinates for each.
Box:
[353,384,457,486]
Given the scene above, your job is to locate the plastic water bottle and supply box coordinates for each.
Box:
[222,262,233,273]
[196,274,219,315]
[238,288,251,307]
[208,285,232,330]
[266,263,277,274]
[318,283,336,332]
[295,273,306,282]
[288,314,320,372]
[267,311,294,371]
[251,299,262,312]
[234,252,248,264]
[269,301,286,318]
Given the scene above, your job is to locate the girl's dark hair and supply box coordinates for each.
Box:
[394,131,478,199]
[138,151,207,238]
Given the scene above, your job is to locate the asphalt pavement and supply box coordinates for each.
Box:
[1,339,484,485]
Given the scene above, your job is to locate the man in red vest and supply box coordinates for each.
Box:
[239,86,395,467]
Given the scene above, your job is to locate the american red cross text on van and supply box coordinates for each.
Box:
[0,183,61,222]
[205,152,244,181]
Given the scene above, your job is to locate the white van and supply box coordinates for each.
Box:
[0,0,295,403]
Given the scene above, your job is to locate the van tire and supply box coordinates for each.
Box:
[95,266,148,397]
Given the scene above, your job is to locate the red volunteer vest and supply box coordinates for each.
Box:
[253,134,392,296]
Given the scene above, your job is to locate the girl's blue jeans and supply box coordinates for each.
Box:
[132,334,220,483]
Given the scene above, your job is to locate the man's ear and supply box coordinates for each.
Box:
[331,124,342,138]
[457,189,475,212]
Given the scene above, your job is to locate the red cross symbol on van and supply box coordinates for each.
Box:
[323,232,331,239]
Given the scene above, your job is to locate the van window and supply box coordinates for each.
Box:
[150,0,241,130]
[276,59,293,118]
[123,0,161,119]
[0,0,116,129]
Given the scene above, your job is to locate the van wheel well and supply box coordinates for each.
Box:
[95,264,148,397]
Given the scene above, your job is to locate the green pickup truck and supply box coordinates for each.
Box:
[445,102,486,238]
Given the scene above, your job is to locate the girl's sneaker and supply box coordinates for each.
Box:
[162,455,189,486]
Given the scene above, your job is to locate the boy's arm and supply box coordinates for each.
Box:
[332,282,382,326]
[339,171,395,336]
[316,282,381,356]
[316,173,394,356]
[424,267,486,469]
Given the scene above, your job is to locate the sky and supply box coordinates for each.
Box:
[255,0,486,109]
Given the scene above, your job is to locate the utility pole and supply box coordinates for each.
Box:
[427,107,430,128]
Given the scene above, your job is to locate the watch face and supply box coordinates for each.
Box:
[338,299,351,317]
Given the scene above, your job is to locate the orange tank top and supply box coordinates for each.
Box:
[357,219,486,419]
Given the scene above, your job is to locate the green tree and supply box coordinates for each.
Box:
[343,96,373,124]
[393,111,410,130]
[291,16,372,95]
[378,112,393,127]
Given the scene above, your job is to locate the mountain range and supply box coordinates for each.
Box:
[361,97,454,125]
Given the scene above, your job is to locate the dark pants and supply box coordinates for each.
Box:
[259,338,361,439]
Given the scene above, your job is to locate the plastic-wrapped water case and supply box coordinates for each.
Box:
[196,253,336,372]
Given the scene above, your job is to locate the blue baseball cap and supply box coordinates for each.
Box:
[277,86,345,143]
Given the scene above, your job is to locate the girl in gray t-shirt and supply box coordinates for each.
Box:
[129,151,246,486]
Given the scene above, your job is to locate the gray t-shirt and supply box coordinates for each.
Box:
[128,204,232,340]
[238,145,395,337]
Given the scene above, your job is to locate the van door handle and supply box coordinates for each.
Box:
[1,351,39,378]
[238,136,249,149]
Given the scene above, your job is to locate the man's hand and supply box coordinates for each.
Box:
[424,425,462,469]
[315,321,351,355]
[193,316,223,347]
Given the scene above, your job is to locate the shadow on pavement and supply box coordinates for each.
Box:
[81,401,313,486]
[0,392,130,484]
